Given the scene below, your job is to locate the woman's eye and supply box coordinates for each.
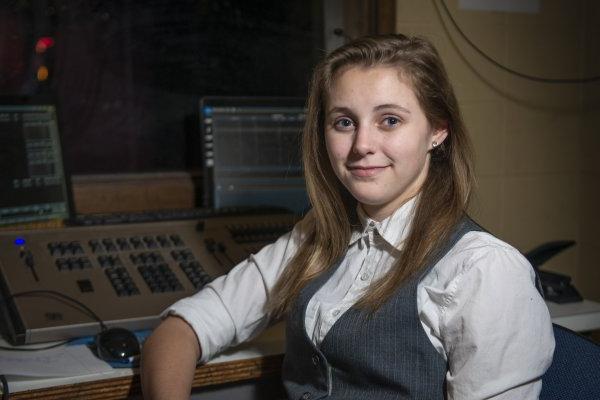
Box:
[382,116,400,127]
[334,118,355,130]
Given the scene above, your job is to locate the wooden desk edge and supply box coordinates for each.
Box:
[10,354,285,400]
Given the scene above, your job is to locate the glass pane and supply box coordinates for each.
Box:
[0,1,324,174]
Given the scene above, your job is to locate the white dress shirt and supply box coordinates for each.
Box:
[167,198,555,399]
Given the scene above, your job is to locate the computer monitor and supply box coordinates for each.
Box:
[200,97,309,214]
[0,97,73,226]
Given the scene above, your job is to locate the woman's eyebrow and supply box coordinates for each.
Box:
[326,104,411,116]
[374,103,411,114]
[327,106,353,115]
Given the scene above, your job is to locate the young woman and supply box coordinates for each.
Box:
[141,34,554,400]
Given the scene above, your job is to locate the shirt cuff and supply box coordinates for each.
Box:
[162,286,237,363]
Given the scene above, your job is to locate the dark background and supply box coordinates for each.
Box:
[0,0,323,174]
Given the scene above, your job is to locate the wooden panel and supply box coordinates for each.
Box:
[376,0,397,34]
[342,0,396,39]
[343,0,372,39]
[10,355,284,400]
[71,172,200,214]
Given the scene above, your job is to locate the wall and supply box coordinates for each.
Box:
[395,0,599,300]
[580,1,600,300]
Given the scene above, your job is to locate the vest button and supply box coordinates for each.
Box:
[301,392,312,400]
[311,354,319,365]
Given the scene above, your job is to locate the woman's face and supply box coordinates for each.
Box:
[324,66,447,221]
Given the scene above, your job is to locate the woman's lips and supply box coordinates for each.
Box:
[348,165,388,177]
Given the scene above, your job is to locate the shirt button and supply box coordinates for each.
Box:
[312,354,319,365]
[332,309,340,317]
[301,392,312,400]
[361,272,370,281]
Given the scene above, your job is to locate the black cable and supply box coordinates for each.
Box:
[7,290,107,331]
[0,291,109,398]
[436,0,600,84]
[0,290,106,350]
[0,374,8,400]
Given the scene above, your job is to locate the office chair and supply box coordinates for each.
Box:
[540,323,600,400]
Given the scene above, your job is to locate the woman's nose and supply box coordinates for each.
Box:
[352,125,376,155]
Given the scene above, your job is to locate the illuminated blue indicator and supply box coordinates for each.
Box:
[203,106,213,116]
[14,237,26,246]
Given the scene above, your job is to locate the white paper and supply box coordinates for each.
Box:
[0,344,113,377]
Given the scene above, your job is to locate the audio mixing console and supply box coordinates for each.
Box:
[0,213,296,345]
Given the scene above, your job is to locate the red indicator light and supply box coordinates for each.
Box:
[35,37,55,53]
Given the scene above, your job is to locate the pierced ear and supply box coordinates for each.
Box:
[432,125,448,147]
[428,123,448,153]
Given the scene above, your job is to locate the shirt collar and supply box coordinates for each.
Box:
[349,196,417,249]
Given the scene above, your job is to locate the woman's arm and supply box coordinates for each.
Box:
[439,239,555,399]
[140,213,310,398]
[141,315,201,400]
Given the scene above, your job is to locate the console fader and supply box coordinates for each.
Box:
[0,213,297,345]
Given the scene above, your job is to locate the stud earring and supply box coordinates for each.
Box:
[432,141,438,149]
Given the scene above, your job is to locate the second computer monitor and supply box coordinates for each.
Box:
[0,97,72,226]
[200,97,309,215]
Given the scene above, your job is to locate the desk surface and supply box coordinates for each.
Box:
[546,299,600,332]
[3,323,285,400]
[4,300,600,399]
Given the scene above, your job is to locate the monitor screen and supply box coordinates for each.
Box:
[0,99,72,225]
[200,97,309,214]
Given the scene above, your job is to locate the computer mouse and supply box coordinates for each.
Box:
[95,327,141,364]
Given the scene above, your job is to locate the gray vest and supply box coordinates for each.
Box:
[283,217,484,400]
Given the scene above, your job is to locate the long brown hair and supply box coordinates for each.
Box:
[269,34,474,317]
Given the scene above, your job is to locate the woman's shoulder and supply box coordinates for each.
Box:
[453,228,521,256]
[421,228,539,308]
[436,228,535,282]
